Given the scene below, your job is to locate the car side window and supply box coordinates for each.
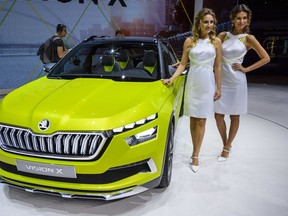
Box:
[161,43,178,78]
[61,48,91,74]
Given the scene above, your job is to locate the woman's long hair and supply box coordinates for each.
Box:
[230,4,252,34]
[189,8,217,50]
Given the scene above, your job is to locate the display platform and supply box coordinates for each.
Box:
[1,84,287,216]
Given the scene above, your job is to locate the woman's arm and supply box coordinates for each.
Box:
[233,35,270,73]
[162,37,191,86]
[217,31,226,43]
[213,37,222,100]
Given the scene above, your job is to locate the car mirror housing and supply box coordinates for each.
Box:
[168,65,176,76]
[43,63,56,73]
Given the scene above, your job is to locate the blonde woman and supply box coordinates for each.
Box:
[162,8,222,172]
[214,4,270,161]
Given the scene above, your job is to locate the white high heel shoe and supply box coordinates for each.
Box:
[189,156,199,173]
[217,149,230,162]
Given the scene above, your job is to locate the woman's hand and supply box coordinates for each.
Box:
[214,89,221,101]
[161,79,173,86]
[232,63,247,73]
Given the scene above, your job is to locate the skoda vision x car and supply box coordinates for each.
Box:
[0,36,186,200]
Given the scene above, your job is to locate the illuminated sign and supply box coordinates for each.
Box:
[57,0,127,7]
[264,36,288,58]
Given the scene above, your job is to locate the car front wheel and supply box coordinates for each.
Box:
[157,121,174,188]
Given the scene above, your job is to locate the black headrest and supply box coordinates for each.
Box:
[102,55,114,66]
[143,50,156,67]
[118,49,129,62]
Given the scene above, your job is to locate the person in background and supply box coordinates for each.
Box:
[214,4,270,162]
[162,8,222,173]
[53,24,69,63]
[115,29,124,37]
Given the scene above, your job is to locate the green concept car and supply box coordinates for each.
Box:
[0,36,186,200]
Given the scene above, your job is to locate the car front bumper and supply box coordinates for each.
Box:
[0,173,161,200]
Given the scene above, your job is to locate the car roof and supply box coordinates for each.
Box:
[82,36,166,45]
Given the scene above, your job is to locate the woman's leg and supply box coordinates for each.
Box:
[215,113,227,148]
[226,115,240,149]
[215,113,240,158]
[190,117,206,166]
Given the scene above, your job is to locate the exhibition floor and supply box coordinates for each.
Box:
[1,83,288,216]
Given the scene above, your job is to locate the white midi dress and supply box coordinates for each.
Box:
[184,38,216,118]
[214,32,248,115]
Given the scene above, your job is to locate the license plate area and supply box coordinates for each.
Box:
[16,160,76,178]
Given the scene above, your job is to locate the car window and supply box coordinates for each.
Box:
[165,43,178,65]
[160,42,178,78]
[48,43,160,82]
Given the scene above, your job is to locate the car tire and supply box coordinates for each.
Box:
[179,97,184,117]
[157,121,174,188]
[179,76,187,117]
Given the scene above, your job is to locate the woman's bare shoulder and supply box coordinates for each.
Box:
[183,36,193,46]
[217,31,227,41]
[185,36,194,42]
[215,36,222,43]
[246,34,257,42]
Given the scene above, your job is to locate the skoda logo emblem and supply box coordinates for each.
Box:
[38,119,50,131]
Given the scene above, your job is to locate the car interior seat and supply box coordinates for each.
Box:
[118,49,134,70]
[93,55,120,73]
[136,50,157,74]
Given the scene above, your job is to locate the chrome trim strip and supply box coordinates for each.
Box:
[0,178,149,201]
[39,136,47,152]
[24,132,32,150]
[32,135,39,151]
[10,129,18,148]
[64,134,72,154]
[56,134,63,154]
[147,158,157,173]
[3,127,12,146]
[17,130,25,149]
[72,134,80,155]
[47,137,54,153]
[80,135,89,155]
[89,135,99,155]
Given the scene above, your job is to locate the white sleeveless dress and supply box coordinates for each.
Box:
[214,32,248,115]
[184,38,216,118]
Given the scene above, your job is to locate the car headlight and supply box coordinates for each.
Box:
[125,126,157,146]
[112,114,157,134]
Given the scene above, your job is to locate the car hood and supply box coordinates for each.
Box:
[0,77,168,133]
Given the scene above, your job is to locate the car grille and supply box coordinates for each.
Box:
[0,124,108,160]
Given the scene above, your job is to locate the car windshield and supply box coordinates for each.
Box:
[48,42,160,82]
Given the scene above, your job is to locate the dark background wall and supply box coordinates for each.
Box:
[237,0,288,84]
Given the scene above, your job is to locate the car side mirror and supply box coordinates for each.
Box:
[182,66,189,75]
[168,65,176,76]
[43,63,56,73]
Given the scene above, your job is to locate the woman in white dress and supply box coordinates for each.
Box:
[214,4,270,161]
[162,8,222,172]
